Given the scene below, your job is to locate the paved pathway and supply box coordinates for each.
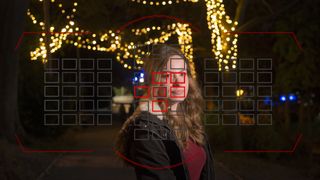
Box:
[38,125,251,180]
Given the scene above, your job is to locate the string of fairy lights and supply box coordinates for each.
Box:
[27,0,238,74]
[128,0,238,71]
[131,0,198,6]
[205,0,238,71]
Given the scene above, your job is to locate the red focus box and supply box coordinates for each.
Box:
[152,87,167,98]
[152,71,169,84]
[134,86,150,98]
[152,99,168,112]
[170,72,186,84]
[170,87,186,98]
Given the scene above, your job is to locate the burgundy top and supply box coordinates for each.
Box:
[182,138,207,180]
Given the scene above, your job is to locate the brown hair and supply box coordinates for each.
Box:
[115,44,205,164]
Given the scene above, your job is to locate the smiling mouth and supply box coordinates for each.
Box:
[172,90,184,94]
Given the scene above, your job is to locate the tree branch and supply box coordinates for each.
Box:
[236,0,301,31]
[262,0,274,14]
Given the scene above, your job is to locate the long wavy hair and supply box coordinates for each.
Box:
[115,44,205,165]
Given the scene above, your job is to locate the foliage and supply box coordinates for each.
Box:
[273,0,320,94]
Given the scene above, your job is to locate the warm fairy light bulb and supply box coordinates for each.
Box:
[131,0,197,5]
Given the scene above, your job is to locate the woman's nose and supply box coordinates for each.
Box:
[172,74,181,85]
[172,74,178,82]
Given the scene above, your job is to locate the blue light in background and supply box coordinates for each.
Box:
[289,94,297,101]
[280,95,286,102]
[132,71,145,84]
[264,97,271,105]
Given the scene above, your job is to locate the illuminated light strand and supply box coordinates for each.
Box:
[28,0,79,62]
[28,0,238,71]
[116,26,178,70]
[205,0,238,71]
[27,0,198,76]
[131,24,176,36]
[28,9,194,71]
[28,1,194,70]
[114,23,190,70]
[114,23,194,73]
[131,0,198,6]
[176,23,196,78]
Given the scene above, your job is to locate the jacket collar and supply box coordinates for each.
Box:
[139,100,164,120]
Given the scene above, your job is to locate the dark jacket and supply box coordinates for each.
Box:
[126,111,215,180]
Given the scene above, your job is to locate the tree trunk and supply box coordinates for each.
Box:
[229,0,248,150]
[0,1,29,179]
[284,101,290,132]
[43,0,51,61]
[298,103,304,130]
[234,0,248,23]
[0,0,29,142]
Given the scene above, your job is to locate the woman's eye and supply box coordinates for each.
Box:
[179,72,185,77]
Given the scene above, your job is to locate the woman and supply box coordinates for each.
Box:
[115,44,215,180]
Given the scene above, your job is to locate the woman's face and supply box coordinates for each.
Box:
[155,55,189,102]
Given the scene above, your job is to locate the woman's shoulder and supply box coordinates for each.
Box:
[130,110,167,128]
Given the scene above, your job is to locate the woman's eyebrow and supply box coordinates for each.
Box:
[161,70,186,73]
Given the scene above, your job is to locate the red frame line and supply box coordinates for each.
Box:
[151,71,169,84]
[152,99,169,112]
[170,71,186,84]
[224,133,303,153]
[15,14,199,51]
[170,86,186,98]
[116,14,200,33]
[15,134,95,153]
[134,86,150,98]
[113,147,196,170]
[152,86,167,98]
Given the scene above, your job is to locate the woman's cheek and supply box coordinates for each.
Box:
[185,80,189,96]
